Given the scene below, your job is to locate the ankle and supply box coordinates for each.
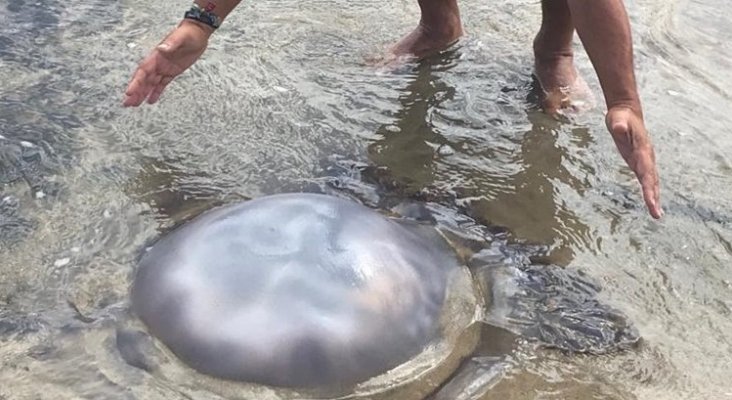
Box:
[418,12,463,42]
[533,31,574,61]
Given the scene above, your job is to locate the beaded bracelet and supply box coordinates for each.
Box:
[184,2,222,30]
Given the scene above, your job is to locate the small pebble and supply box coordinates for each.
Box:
[127,42,137,49]
[0,134,6,140]
[385,125,400,133]
[273,86,288,93]
[20,141,35,148]
[103,210,112,219]
[437,145,455,157]
[54,258,71,268]
[667,90,681,97]
[71,247,81,253]
[34,191,45,199]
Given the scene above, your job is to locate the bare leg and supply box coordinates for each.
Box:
[390,0,464,58]
[533,0,593,114]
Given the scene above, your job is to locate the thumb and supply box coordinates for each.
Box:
[156,29,189,54]
[156,39,180,55]
[605,108,631,137]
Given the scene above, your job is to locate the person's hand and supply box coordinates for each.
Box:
[123,20,212,106]
[606,106,663,219]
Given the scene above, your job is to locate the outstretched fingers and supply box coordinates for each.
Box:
[636,152,663,219]
[147,77,174,105]
[123,62,163,107]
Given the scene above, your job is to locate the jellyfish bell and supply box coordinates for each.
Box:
[131,193,476,390]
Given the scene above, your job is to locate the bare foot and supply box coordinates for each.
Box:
[390,19,463,59]
[367,0,464,68]
[368,25,463,72]
[533,38,595,116]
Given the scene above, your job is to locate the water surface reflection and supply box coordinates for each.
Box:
[1,0,731,398]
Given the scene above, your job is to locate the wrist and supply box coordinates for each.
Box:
[607,100,643,118]
[178,18,215,38]
[184,2,222,31]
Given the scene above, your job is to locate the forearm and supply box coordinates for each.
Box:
[567,0,642,114]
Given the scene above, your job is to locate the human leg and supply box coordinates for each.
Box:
[533,0,592,114]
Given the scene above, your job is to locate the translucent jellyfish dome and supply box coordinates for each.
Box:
[131,193,473,389]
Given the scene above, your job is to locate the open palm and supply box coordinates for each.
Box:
[123,22,211,106]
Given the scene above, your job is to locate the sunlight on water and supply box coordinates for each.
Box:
[1,0,731,399]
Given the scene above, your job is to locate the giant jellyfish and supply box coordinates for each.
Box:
[131,193,470,388]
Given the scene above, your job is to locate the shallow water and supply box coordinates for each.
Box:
[1,0,731,399]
